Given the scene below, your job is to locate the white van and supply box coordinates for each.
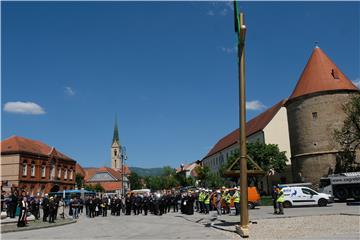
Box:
[281,186,332,208]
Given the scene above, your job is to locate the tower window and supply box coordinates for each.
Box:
[331,69,339,79]
[312,112,318,120]
[114,149,117,156]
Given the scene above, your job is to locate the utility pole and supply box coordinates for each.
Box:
[234,1,249,237]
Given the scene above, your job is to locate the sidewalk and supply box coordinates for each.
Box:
[1,218,76,233]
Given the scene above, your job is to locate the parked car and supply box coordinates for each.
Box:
[280,186,332,208]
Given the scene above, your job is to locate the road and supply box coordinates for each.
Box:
[2,203,359,240]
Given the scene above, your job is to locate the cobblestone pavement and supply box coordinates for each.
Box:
[2,203,359,240]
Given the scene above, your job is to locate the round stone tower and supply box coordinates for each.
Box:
[285,46,359,184]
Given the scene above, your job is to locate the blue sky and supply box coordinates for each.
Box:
[2,2,359,168]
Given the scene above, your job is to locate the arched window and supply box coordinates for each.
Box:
[114,149,117,156]
[50,161,55,179]
[64,169,68,180]
[30,162,36,177]
[22,161,28,176]
[58,166,62,178]
[69,169,73,180]
[41,165,46,178]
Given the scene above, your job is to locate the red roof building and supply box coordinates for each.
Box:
[1,136,76,195]
[82,166,131,193]
[288,47,358,101]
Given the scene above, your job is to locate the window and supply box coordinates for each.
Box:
[58,167,61,178]
[312,112,318,120]
[301,188,318,195]
[64,169,68,180]
[30,162,35,177]
[50,161,55,179]
[69,169,73,180]
[22,162,27,176]
[114,149,117,156]
[331,69,339,79]
[41,165,46,178]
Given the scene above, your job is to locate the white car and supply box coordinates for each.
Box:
[281,186,332,208]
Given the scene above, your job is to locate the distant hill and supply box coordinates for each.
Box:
[129,167,164,177]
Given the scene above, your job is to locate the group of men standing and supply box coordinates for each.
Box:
[82,191,182,218]
[195,187,241,216]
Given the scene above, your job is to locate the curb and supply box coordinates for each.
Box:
[1,219,77,234]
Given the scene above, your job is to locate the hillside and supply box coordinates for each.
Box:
[129,167,164,177]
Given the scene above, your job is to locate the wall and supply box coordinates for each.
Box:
[286,91,358,184]
[263,107,292,162]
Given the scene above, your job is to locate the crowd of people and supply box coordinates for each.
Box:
[1,190,65,227]
[1,185,285,228]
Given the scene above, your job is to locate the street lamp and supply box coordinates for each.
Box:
[234,1,249,237]
[121,146,128,196]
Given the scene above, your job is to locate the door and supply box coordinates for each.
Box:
[299,187,318,205]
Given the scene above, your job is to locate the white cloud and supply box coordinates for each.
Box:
[207,10,215,16]
[246,100,266,111]
[352,78,360,88]
[3,101,46,115]
[220,46,237,54]
[64,86,75,96]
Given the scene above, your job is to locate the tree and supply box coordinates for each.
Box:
[334,94,360,172]
[75,173,84,189]
[247,141,288,173]
[128,172,142,190]
[223,142,288,174]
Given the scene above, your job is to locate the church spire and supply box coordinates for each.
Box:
[112,116,119,144]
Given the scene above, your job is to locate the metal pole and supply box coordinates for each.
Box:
[122,151,124,196]
[236,12,249,237]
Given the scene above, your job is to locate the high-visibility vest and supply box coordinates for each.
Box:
[276,190,285,203]
[233,191,240,203]
[204,194,210,204]
[226,193,231,204]
[199,192,204,202]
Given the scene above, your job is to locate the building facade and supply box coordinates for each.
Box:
[1,136,76,195]
[285,47,359,184]
[202,100,292,193]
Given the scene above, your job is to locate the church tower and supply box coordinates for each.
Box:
[111,119,122,169]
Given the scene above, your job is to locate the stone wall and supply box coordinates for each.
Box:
[286,91,358,184]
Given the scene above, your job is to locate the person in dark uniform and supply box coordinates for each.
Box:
[30,197,40,220]
[48,197,56,223]
[9,190,18,218]
[114,196,121,216]
[271,185,279,214]
[101,196,108,217]
[89,197,95,218]
[42,195,49,222]
[142,195,149,216]
[17,197,28,227]
[85,196,90,217]
[125,195,131,215]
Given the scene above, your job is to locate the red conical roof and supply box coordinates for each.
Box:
[289,47,358,100]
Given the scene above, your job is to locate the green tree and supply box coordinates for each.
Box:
[334,94,360,172]
[129,172,142,190]
[75,173,84,189]
[247,141,288,173]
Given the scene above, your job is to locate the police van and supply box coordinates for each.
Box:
[279,183,332,208]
